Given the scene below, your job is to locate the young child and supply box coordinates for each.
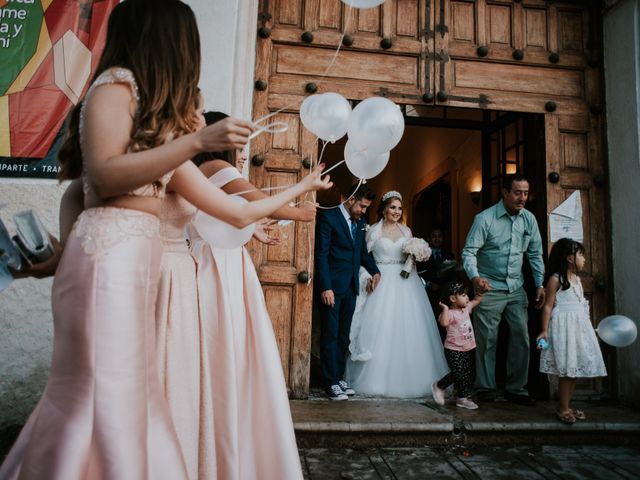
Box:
[537,238,607,424]
[431,281,483,409]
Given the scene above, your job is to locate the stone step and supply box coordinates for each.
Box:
[291,399,640,448]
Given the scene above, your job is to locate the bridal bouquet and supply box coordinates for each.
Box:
[400,237,431,279]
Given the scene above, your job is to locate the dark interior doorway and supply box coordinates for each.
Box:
[310,105,548,399]
[413,174,452,254]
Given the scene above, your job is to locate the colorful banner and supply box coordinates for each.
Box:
[0,0,118,179]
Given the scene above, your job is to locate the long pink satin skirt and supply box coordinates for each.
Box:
[0,207,188,480]
[191,241,303,480]
[156,241,216,480]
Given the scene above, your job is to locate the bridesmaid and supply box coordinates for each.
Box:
[154,99,212,480]
[0,1,331,478]
[189,114,315,480]
[154,108,317,480]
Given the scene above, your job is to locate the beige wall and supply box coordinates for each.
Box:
[367,125,482,257]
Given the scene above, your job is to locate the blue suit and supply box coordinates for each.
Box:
[315,207,379,389]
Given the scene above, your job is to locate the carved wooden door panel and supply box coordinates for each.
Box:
[245,109,317,399]
[545,112,610,395]
[434,1,599,113]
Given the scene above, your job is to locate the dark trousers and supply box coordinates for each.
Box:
[320,289,356,389]
[437,348,475,398]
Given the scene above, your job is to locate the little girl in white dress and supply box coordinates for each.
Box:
[537,238,607,424]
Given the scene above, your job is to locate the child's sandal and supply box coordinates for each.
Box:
[556,410,576,425]
[571,409,586,420]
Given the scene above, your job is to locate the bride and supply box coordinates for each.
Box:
[345,191,449,397]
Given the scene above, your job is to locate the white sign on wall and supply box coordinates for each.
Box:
[549,190,583,243]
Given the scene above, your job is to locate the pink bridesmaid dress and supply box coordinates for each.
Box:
[0,68,188,480]
[189,166,303,480]
[156,193,216,480]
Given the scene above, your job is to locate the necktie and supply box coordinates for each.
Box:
[433,249,441,264]
[349,218,357,239]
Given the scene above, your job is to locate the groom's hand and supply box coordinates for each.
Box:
[321,289,335,307]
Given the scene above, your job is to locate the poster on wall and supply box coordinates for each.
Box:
[0,0,118,179]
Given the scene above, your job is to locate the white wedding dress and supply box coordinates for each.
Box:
[345,221,449,398]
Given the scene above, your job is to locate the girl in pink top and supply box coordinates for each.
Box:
[431,282,484,410]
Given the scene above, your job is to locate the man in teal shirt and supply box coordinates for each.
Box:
[462,174,545,405]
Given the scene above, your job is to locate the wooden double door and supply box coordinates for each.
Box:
[251,0,610,398]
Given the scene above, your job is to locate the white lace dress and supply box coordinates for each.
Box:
[345,222,449,398]
[540,276,607,378]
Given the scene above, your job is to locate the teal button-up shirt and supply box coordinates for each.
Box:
[462,201,544,292]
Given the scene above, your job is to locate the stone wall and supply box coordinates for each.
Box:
[603,0,640,405]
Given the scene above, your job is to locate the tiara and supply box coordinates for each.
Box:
[447,281,465,293]
[382,190,402,202]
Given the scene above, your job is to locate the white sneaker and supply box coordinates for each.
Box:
[456,397,479,410]
[431,382,445,406]
[328,384,348,401]
[338,380,355,396]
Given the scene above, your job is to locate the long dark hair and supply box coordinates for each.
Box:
[545,238,585,290]
[59,0,202,180]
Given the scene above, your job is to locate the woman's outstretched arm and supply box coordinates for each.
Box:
[169,161,331,228]
[198,160,316,222]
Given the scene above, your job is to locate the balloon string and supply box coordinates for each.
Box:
[232,140,359,210]
[248,121,289,139]
[315,178,364,210]
[251,4,354,128]
[321,159,345,175]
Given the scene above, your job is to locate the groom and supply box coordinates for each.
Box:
[316,183,380,400]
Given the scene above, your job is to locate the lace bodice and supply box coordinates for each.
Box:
[159,193,197,250]
[553,276,589,315]
[74,207,160,258]
[79,67,173,199]
[371,236,408,264]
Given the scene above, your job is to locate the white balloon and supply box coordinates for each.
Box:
[341,0,385,8]
[596,315,637,348]
[300,94,318,129]
[348,97,405,154]
[192,196,256,249]
[300,92,352,143]
[344,140,390,179]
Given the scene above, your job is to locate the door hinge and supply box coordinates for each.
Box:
[375,87,424,102]
[446,93,491,107]
[422,0,434,39]
[435,0,449,38]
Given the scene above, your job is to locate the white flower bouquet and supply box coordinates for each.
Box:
[400,237,431,279]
